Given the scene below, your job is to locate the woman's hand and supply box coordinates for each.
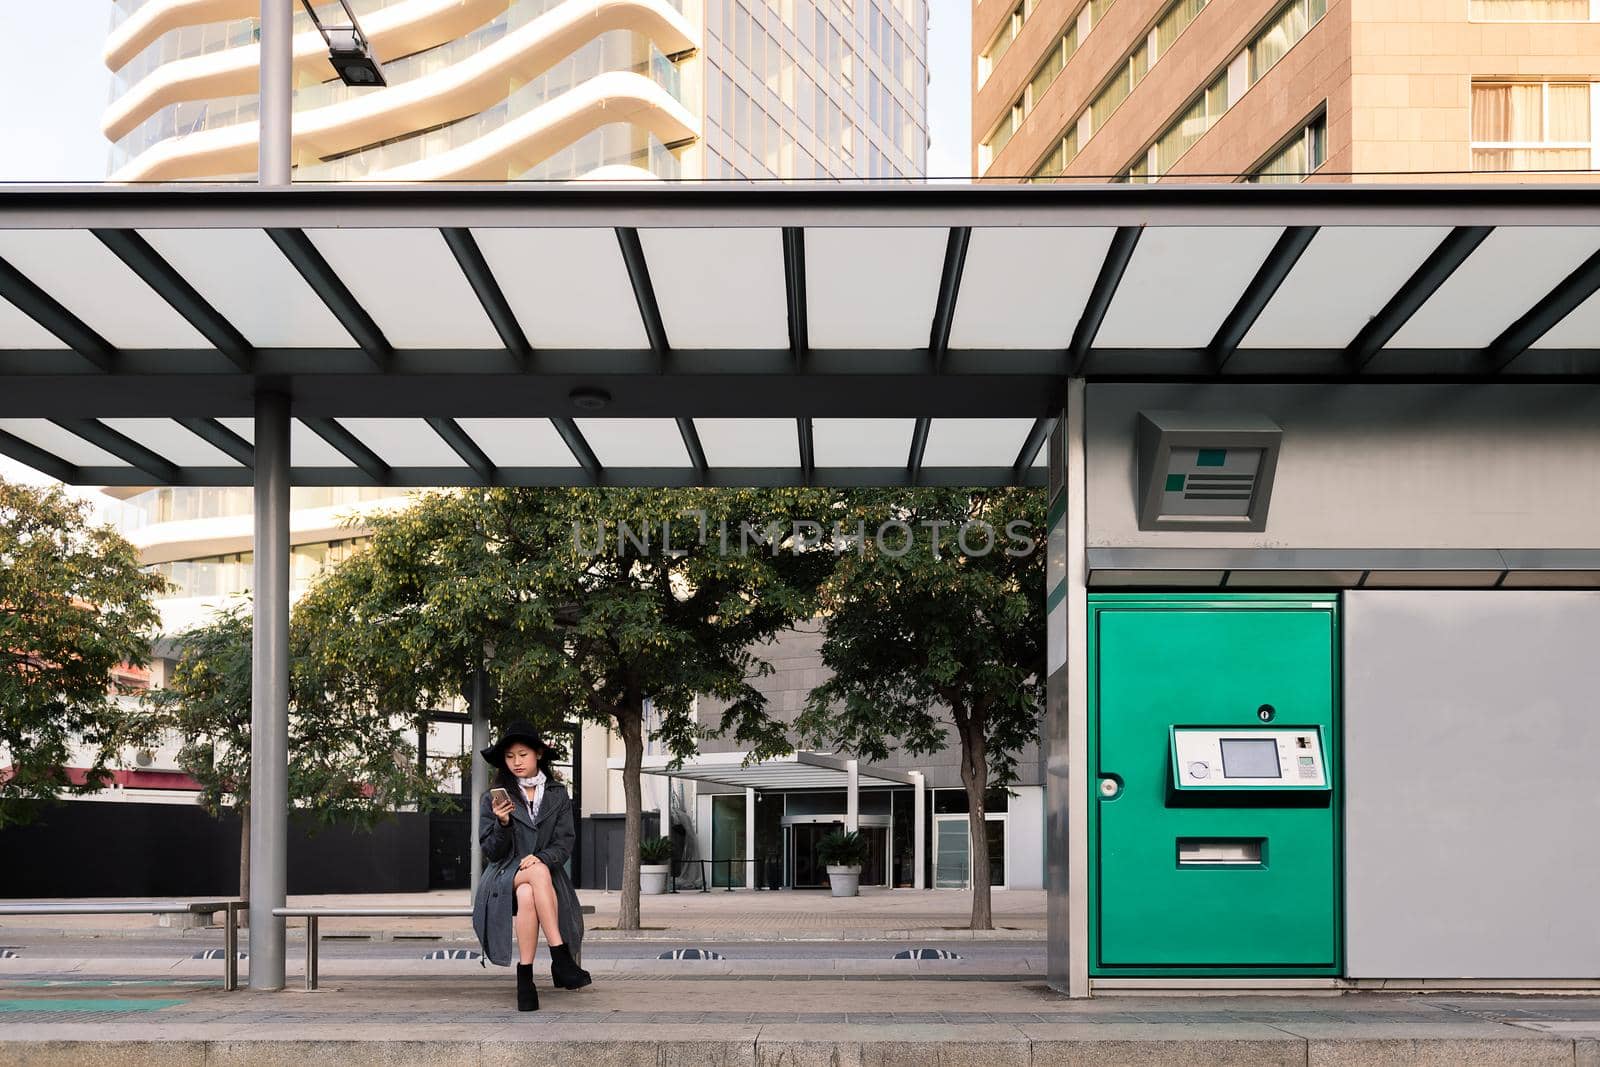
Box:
[518,854,543,871]
[491,794,515,825]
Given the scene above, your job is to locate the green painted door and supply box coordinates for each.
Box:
[1091,595,1339,974]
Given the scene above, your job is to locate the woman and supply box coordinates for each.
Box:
[472,721,591,1011]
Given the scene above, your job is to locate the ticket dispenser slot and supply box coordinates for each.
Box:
[1091,595,1340,977]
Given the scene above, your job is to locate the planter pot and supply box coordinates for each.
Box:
[640,864,670,895]
[826,865,862,898]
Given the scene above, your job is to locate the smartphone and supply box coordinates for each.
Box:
[490,787,511,806]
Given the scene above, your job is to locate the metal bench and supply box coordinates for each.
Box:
[0,900,246,990]
[273,904,596,991]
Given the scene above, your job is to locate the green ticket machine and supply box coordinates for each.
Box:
[1089,594,1340,977]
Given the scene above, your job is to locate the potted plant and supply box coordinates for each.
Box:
[816,830,869,898]
[639,836,673,895]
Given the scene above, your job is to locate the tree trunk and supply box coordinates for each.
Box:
[617,705,644,931]
[958,716,992,931]
[238,804,250,901]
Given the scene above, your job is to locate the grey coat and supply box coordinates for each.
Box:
[472,781,585,967]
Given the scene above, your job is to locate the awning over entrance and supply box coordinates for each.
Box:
[616,750,915,791]
[2,184,1598,490]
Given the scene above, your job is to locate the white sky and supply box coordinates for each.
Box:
[0,4,972,183]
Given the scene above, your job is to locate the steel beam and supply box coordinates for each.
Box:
[300,416,391,483]
[797,417,814,486]
[1070,227,1141,375]
[0,428,78,483]
[267,229,392,371]
[249,389,290,991]
[1486,246,1600,371]
[0,255,116,372]
[51,418,179,482]
[426,416,494,484]
[677,417,708,482]
[177,417,255,468]
[551,417,601,483]
[907,417,930,485]
[1348,226,1492,372]
[1209,226,1318,372]
[783,227,808,369]
[1012,416,1052,486]
[929,228,971,371]
[441,228,531,371]
[93,229,254,372]
[616,228,668,367]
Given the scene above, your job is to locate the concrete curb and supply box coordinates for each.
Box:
[0,1033,1590,1067]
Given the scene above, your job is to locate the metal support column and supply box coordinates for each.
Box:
[845,760,859,833]
[259,0,293,185]
[911,771,926,890]
[744,786,756,890]
[1044,379,1090,997]
[249,389,290,990]
[468,664,488,900]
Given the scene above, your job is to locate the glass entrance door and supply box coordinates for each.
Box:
[785,820,892,888]
[933,814,1008,889]
[788,821,843,888]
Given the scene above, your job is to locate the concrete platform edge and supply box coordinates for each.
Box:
[0,1032,1586,1067]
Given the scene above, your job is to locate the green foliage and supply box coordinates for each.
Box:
[294,486,836,928]
[796,487,1047,927]
[639,836,674,864]
[797,487,1047,788]
[0,479,165,827]
[147,597,450,829]
[816,829,869,868]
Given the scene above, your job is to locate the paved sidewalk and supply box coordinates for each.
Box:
[0,888,1047,942]
[2,974,1599,1065]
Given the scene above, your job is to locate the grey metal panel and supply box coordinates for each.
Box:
[1088,385,1600,550]
[1344,590,1600,978]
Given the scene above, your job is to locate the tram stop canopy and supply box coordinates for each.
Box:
[2,183,1598,489]
[4,182,1600,996]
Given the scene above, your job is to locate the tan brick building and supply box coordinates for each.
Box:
[972,0,1600,184]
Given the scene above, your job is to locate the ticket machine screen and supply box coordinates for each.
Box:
[1220,738,1281,779]
[1170,726,1328,790]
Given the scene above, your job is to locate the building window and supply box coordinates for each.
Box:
[1250,111,1329,182]
[1249,0,1327,84]
[1122,0,1327,183]
[1020,0,1208,180]
[1470,0,1597,19]
[1472,81,1597,171]
[977,0,1038,86]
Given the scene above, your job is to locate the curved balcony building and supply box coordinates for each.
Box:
[104,0,930,182]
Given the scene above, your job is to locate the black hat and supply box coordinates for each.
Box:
[480,721,548,769]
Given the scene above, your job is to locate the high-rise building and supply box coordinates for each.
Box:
[105,0,929,182]
[973,0,1600,185]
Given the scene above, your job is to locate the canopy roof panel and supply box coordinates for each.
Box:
[1,183,1598,487]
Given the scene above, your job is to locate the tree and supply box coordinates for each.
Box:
[305,487,835,929]
[147,597,451,897]
[0,479,165,827]
[795,488,1046,930]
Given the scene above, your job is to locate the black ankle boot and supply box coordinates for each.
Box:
[516,962,539,1011]
[549,942,591,990]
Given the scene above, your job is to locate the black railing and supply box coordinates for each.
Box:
[665,857,784,892]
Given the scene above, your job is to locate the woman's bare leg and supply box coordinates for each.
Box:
[512,881,539,965]
[528,863,564,946]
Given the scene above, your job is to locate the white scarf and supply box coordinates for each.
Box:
[517,772,546,822]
